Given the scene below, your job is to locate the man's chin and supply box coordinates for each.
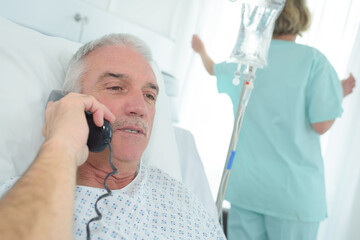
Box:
[113,149,144,162]
[109,137,146,159]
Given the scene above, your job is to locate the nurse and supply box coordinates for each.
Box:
[191,0,356,239]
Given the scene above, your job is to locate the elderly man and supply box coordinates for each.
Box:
[0,33,226,240]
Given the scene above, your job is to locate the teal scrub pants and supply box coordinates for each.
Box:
[227,205,320,240]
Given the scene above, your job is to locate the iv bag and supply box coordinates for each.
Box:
[228,0,285,68]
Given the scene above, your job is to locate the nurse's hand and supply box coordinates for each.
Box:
[191,34,215,76]
[192,34,205,54]
[342,73,356,98]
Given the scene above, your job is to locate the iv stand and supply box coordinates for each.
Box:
[213,0,285,225]
[215,64,257,223]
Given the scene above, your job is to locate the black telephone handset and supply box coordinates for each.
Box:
[47,90,112,152]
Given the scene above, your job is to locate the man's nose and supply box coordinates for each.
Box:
[124,90,146,117]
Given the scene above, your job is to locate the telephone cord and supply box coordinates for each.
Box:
[86,141,117,240]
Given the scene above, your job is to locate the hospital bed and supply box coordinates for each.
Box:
[0,3,218,221]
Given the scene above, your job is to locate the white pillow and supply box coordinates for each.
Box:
[143,62,181,179]
[0,16,181,182]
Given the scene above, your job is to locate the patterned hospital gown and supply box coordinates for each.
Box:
[0,163,226,240]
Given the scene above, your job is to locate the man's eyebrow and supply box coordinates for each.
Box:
[101,72,159,93]
[147,83,159,94]
[102,72,127,79]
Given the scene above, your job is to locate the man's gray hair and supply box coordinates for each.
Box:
[63,33,153,93]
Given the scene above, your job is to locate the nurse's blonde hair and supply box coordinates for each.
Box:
[273,0,311,37]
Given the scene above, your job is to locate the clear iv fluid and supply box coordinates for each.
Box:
[229,0,285,68]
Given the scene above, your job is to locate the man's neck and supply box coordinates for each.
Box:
[76,154,139,190]
[272,34,297,42]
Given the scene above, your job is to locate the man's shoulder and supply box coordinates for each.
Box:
[142,164,183,186]
[141,164,208,211]
[141,164,225,238]
[142,164,195,198]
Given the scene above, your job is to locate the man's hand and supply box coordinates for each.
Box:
[341,73,356,98]
[42,93,115,166]
[0,92,116,240]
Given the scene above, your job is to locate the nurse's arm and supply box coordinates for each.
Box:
[312,74,356,135]
[191,34,215,75]
[312,119,335,135]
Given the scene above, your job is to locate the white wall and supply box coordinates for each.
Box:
[80,0,185,40]
[0,0,178,77]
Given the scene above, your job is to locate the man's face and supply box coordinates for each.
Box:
[81,45,158,162]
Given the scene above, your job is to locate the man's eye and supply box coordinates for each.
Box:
[144,93,156,101]
[108,86,122,91]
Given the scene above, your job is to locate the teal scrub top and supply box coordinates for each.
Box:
[214,40,343,222]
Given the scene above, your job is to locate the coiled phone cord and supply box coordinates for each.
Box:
[86,141,118,240]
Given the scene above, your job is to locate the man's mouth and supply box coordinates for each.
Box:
[113,117,148,137]
[119,126,145,136]
[123,128,141,134]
